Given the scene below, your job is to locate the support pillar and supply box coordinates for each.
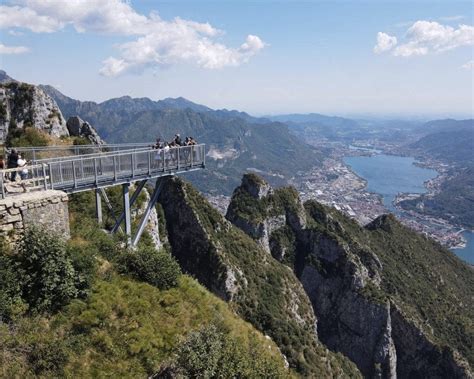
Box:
[122,183,132,245]
[131,178,164,247]
[111,179,147,234]
[95,189,102,224]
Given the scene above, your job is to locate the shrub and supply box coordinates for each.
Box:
[28,340,68,375]
[16,227,95,313]
[171,323,288,378]
[0,254,26,321]
[118,246,181,290]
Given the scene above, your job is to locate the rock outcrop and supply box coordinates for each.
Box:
[0,81,69,143]
[226,173,306,259]
[158,175,361,377]
[226,174,473,378]
[66,116,104,145]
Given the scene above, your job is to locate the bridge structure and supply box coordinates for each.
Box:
[0,143,206,246]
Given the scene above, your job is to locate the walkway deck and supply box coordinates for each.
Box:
[1,144,205,198]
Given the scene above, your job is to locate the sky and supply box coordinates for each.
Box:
[0,0,473,118]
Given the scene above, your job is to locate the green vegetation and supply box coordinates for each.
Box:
[400,168,474,228]
[0,227,95,320]
[0,178,289,377]
[168,323,288,378]
[6,126,49,147]
[304,202,474,367]
[227,175,301,225]
[118,246,181,290]
[176,179,360,377]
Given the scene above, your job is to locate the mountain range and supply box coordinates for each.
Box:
[40,85,322,195]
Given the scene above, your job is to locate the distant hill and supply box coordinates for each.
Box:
[410,119,474,167]
[268,113,359,127]
[41,85,322,195]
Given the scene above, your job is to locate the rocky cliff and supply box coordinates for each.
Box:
[227,174,473,378]
[0,81,68,143]
[66,116,104,145]
[158,175,360,377]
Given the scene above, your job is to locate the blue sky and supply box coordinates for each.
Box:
[0,0,472,117]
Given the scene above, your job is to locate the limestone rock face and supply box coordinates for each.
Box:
[158,175,361,377]
[66,116,104,145]
[226,173,306,258]
[240,172,272,199]
[0,82,69,143]
[226,174,473,379]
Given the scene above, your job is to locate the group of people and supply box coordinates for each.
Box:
[1,149,29,182]
[151,134,199,165]
[152,134,198,150]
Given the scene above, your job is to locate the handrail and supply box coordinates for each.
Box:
[33,146,153,164]
[0,144,205,199]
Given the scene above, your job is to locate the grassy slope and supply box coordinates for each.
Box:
[0,274,289,378]
[0,185,290,378]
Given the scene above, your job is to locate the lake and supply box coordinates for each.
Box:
[344,154,437,211]
[344,154,473,264]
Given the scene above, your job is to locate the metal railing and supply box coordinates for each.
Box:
[0,144,205,199]
[11,143,153,162]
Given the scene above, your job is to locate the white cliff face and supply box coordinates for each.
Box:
[0,82,68,143]
[137,187,162,251]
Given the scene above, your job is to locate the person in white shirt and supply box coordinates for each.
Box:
[17,155,28,180]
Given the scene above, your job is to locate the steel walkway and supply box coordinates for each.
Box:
[1,143,205,246]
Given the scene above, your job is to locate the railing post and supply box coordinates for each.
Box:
[203,145,206,168]
[113,155,117,180]
[177,147,180,170]
[148,150,151,175]
[72,161,77,189]
[42,164,47,190]
[0,173,5,199]
[131,153,135,177]
[94,158,98,185]
[48,163,54,189]
[191,145,194,167]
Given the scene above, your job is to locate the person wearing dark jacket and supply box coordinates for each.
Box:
[7,149,18,182]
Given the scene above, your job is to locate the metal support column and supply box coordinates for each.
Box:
[95,189,103,224]
[131,178,164,247]
[111,179,147,233]
[100,188,123,234]
[122,183,132,245]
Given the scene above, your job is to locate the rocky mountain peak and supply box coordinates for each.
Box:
[0,81,69,144]
[241,173,272,199]
[0,70,16,84]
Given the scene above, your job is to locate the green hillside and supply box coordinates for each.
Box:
[0,189,290,378]
[226,174,473,377]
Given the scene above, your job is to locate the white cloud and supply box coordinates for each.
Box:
[375,20,474,57]
[461,60,474,70]
[439,15,465,22]
[0,5,63,33]
[0,43,29,54]
[374,32,397,54]
[0,0,265,76]
[8,30,24,36]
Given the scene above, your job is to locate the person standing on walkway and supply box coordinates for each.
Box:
[7,149,19,182]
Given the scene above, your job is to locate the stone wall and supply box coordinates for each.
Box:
[0,190,70,244]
